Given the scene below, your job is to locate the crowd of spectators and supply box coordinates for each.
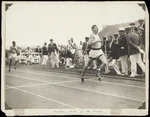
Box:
[6,19,146,77]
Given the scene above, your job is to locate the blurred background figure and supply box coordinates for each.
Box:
[125,26,145,77]
[138,19,145,48]
[107,34,122,75]
[25,47,34,65]
[82,37,89,66]
[67,38,77,68]
[48,39,59,68]
[78,41,83,65]
[129,22,136,32]
[35,45,42,59]
[41,42,48,65]
[137,27,145,64]
[118,27,129,76]
[8,41,19,72]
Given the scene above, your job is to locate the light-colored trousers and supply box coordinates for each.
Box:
[109,59,121,75]
[66,58,72,67]
[42,55,48,65]
[50,52,59,68]
[119,55,129,74]
[129,53,145,75]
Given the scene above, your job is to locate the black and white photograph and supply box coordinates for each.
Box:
[1,1,149,116]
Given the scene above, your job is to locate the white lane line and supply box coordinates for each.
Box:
[5,85,13,89]
[12,69,145,89]
[12,67,145,81]
[6,74,46,83]
[5,85,79,109]
[12,69,77,79]
[87,79,145,89]
[53,83,144,102]
[6,74,144,103]
[5,80,80,89]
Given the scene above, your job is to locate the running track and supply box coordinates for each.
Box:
[5,68,145,109]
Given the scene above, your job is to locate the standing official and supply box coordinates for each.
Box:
[138,27,145,63]
[42,42,48,65]
[138,19,145,48]
[118,27,129,76]
[125,26,145,77]
[35,45,42,63]
[107,34,122,75]
[48,39,59,68]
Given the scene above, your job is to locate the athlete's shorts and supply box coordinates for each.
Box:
[89,49,104,60]
[9,54,18,60]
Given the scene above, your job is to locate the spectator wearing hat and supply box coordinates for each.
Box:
[107,34,122,75]
[48,39,59,68]
[138,27,145,50]
[118,27,129,76]
[41,42,48,65]
[137,27,145,63]
[138,19,145,46]
[103,36,114,74]
[125,26,145,77]
[35,45,42,63]
[129,23,136,32]
[113,33,119,39]
[138,19,145,29]
[35,45,42,54]
[101,36,108,57]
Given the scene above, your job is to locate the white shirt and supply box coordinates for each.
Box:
[88,34,102,48]
[9,45,17,54]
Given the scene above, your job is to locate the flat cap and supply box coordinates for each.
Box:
[118,27,125,31]
[113,33,118,35]
[125,26,131,30]
[129,23,135,25]
[138,19,144,22]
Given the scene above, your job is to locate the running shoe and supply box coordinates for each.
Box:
[81,76,84,83]
[96,72,101,81]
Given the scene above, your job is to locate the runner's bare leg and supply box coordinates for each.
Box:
[97,55,107,80]
[14,60,17,69]
[81,58,93,83]
[9,59,12,72]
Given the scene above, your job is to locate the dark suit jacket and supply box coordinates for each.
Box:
[126,32,140,55]
[35,48,42,53]
[108,40,120,59]
[118,34,128,57]
[48,43,58,55]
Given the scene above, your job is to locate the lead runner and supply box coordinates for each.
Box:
[81,25,107,83]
